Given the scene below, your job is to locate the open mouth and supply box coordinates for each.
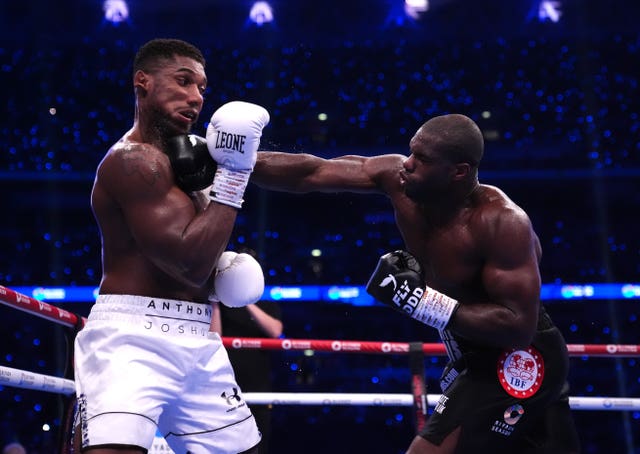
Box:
[178,110,198,123]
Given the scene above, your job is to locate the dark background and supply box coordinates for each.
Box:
[1,0,639,452]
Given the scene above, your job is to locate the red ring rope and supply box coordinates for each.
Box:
[1,285,637,357]
[222,337,640,357]
[0,284,84,328]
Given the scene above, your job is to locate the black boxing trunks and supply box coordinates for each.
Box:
[422,311,580,452]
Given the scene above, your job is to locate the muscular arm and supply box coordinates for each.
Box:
[252,151,405,194]
[210,302,282,338]
[98,144,237,287]
[244,304,284,338]
[449,208,541,349]
[210,301,222,333]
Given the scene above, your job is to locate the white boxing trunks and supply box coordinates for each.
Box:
[74,294,261,453]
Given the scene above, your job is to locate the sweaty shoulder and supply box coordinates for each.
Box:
[471,184,539,253]
[97,139,173,200]
[472,184,530,221]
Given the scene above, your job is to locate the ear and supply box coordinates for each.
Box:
[133,70,149,96]
[452,162,471,180]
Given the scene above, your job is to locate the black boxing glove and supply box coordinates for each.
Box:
[366,250,459,330]
[164,134,217,192]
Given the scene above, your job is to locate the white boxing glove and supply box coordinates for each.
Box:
[209,251,265,307]
[206,101,270,208]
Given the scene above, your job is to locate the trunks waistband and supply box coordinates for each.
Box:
[88,294,213,338]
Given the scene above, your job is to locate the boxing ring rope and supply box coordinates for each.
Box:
[0,285,86,328]
[220,336,640,357]
[1,364,640,412]
[1,283,640,451]
[1,284,639,406]
[1,284,637,358]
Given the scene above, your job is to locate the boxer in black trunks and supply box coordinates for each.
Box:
[252,114,580,453]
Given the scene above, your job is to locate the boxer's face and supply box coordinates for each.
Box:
[401,129,457,201]
[137,55,207,136]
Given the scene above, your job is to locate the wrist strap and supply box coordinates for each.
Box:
[208,167,251,209]
[412,287,459,330]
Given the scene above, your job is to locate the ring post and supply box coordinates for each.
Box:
[59,309,86,454]
[409,341,428,434]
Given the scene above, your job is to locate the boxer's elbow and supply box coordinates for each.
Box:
[483,308,536,350]
[181,269,211,288]
[162,257,212,288]
[509,316,537,349]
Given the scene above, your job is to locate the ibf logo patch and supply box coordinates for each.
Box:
[497,347,544,398]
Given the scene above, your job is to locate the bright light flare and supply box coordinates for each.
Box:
[249,2,274,26]
[405,0,429,20]
[538,1,562,23]
[103,0,129,24]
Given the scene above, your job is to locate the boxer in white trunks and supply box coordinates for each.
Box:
[73,38,269,454]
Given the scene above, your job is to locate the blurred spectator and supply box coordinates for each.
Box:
[2,442,26,454]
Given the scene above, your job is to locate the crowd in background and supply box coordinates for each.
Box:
[0,32,638,287]
[1,1,639,452]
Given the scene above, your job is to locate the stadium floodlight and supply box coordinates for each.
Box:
[103,0,129,24]
[249,1,274,26]
[405,0,429,20]
[538,1,562,23]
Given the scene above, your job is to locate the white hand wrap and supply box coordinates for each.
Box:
[411,287,459,330]
[209,167,252,209]
[206,101,270,208]
[209,251,265,307]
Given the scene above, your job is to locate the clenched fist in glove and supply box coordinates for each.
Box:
[209,251,265,307]
[206,101,270,208]
[366,250,459,330]
[164,134,217,193]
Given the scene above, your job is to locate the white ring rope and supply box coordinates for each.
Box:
[0,365,75,395]
[1,365,638,411]
[1,284,638,421]
[246,392,640,411]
